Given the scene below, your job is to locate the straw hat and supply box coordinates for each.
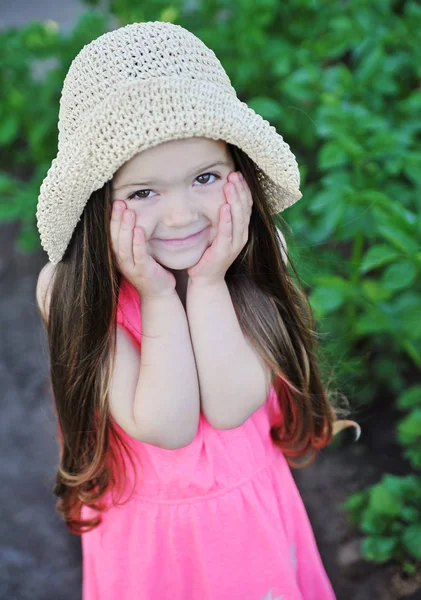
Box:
[36,21,303,265]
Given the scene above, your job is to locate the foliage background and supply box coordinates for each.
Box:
[1,0,420,575]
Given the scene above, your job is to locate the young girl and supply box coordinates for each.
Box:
[36,21,360,600]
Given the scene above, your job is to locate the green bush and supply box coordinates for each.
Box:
[1,0,420,568]
[0,12,109,248]
[342,385,421,574]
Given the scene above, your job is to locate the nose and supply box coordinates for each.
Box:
[162,191,198,227]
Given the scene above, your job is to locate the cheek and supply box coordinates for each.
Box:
[132,210,155,239]
[207,190,227,220]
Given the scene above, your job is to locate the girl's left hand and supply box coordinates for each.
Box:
[187,171,253,283]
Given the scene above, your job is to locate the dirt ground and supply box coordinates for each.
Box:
[1,220,420,600]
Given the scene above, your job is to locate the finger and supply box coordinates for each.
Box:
[235,172,253,215]
[234,173,251,212]
[214,201,232,249]
[226,181,244,246]
[222,201,233,234]
[110,201,125,255]
[232,173,252,236]
[118,209,135,267]
[132,226,148,263]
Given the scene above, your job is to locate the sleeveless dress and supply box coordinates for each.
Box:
[80,276,336,600]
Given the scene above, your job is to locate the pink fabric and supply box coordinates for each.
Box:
[81,276,336,599]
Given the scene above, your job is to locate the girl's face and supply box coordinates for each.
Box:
[112,137,236,272]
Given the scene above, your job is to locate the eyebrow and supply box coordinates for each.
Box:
[114,160,232,190]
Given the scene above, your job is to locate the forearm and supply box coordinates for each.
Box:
[186,278,270,429]
[134,291,200,448]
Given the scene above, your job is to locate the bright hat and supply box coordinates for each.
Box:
[36,21,302,265]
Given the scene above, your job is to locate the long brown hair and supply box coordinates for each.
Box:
[39,142,353,534]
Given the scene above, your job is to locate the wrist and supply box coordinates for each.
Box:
[139,289,179,302]
[187,276,225,290]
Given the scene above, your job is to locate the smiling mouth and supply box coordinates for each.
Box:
[153,227,209,247]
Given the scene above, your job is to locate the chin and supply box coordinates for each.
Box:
[154,242,210,270]
[155,252,203,271]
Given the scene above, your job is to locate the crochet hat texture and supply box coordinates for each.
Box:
[36,21,303,265]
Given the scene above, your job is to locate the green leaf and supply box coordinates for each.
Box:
[404,447,421,470]
[402,561,418,576]
[322,64,353,94]
[395,293,421,338]
[397,386,421,410]
[342,490,368,517]
[281,67,319,103]
[373,357,402,381]
[381,261,418,291]
[247,97,283,121]
[357,192,416,232]
[361,536,399,563]
[394,291,421,313]
[354,310,392,335]
[267,38,292,78]
[338,135,365,159]
[311,275,353,294]
[381,474,420,500]
[403,154,421,187]
[361,510,390,535]
[399,90,421,115]
[321,170,354,193]
[356,46,385,84]
[401,306,421,338]
[307,188,339,216]
[0,204,21,221]
[159,7,179,22]
[17,226,41,252]
[0,115,19,145]
[374,215,419,254]
[361,280,394,302]
[307,201,346,243]
[369,485,402,517]
[397,410,421,445]
[402,524,421,560]
[0,172,15,194]
[359,245,400,273]
[318,142,349,169]
[400,506,420,524]
[309,286,346,315]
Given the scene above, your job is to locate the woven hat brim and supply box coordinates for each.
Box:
[36,76,302,264]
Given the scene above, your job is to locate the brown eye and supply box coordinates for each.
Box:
[127,189,152,200]
[195,172,219,185]
[127,172,220,201]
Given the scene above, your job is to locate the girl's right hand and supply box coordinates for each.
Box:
[110,201,177,298]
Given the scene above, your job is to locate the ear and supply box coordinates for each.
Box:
[275,227,288,266]
[36,261,56,322]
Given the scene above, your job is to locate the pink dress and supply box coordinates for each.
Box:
[81,276,336,600]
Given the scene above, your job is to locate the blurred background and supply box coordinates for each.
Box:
[1,0,420,598]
